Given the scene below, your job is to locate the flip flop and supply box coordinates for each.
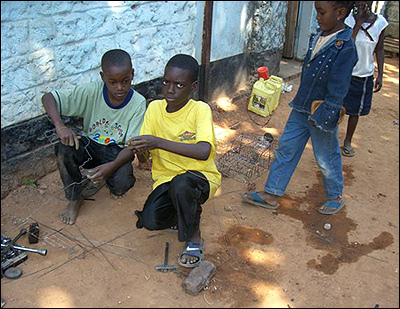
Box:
[242,192,278,210]
[342,146,355,157]
[318,199,346,215]
[178,241,204,268]
[82,180,105,198]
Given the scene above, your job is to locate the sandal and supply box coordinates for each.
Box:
[242,192,278,210]
[82,180,105,198]
[341,146,355,157]
[81,169,105,197]
[318,198,346,215]
[178,240,204,268]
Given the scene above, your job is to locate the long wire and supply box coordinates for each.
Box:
[5,128,388,272]
[9,137,93,232]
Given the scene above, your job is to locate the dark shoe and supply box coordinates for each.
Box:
[134,210,143,229]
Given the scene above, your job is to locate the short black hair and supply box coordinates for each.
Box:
[331,1,356,18]
[101,49,132,71]
[166,54,199,82]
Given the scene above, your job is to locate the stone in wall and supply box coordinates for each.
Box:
[246,1,288,77]
[383,1,399,39]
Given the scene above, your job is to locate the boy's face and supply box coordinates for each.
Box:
[162,66,197,111]
[315,1,346,35]
[100,65,134,105]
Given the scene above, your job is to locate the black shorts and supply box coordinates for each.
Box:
[343,75,374,116]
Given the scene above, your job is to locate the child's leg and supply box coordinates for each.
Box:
[342,115,359,156]
[93,143,136,197]
[55,136,92,200]
[55,136,94,224]
[309,124,344,200]
[137,173,210,235]
[169,171,209,243]
[106,162,136,198]
[169,171,209,267]
[264,110,311,196]
[135,183,177,230]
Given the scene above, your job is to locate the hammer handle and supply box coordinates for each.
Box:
[163,242,169,265]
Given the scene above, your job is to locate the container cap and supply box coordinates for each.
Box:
[257,67,269,80]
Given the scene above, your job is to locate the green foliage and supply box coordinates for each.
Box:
[23,179,37,186]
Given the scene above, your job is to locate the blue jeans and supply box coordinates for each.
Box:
[265,109,343,200]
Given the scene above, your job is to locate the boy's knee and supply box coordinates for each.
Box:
[55,142,70,156]
[170,173,192,194]
[55,142,77,164]
[136,210,162,231]
[108,174,136,196]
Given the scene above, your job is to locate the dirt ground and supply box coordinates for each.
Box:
[1,57,399,308]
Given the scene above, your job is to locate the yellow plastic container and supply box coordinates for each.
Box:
[248,75,283,117]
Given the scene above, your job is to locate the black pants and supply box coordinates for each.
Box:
[135,171,210,242]
[55,136,136,201]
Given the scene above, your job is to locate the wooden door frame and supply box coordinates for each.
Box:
[283,1,300,59]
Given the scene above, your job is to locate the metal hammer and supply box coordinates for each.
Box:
[156,242,177,272]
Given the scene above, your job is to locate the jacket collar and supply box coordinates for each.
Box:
[309,26,353,62]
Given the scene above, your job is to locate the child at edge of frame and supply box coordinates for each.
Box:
[126,54,222,268]
[242,1,359,216]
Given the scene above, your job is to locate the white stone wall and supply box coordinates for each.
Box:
[1,1,201,128]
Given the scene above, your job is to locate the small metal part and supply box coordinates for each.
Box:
[4,267,23,279]
[323,223,332,230]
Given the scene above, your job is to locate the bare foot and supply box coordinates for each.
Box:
[60,198,83,225]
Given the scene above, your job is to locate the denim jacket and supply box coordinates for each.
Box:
[289,27,358,133]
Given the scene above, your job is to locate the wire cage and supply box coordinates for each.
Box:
[217,133,276,189]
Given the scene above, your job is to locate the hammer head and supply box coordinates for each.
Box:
[156,265,178,272]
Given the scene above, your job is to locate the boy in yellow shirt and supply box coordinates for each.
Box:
[127,54,221,268]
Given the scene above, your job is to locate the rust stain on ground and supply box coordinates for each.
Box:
[275,169,394,275]
[204,225,277,307]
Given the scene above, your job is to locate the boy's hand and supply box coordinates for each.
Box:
[374,77,383,93]
[86,163,115,184]
[126,135,160,151]
[354,3,370,25]
[56,126,80,150]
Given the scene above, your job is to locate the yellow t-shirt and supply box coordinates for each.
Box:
[140,99,221,200]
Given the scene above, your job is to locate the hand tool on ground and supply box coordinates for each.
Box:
[1,228,47,277]
[156,242,177,272]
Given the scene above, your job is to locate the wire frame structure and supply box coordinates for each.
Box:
[217,133,275,189]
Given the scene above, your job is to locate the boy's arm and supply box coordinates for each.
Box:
[127,136,211,161]
[309,41,358,132]
[42,92,80,150]
[374,29,386,93]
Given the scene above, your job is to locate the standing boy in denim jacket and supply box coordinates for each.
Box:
[243,1,358,215]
